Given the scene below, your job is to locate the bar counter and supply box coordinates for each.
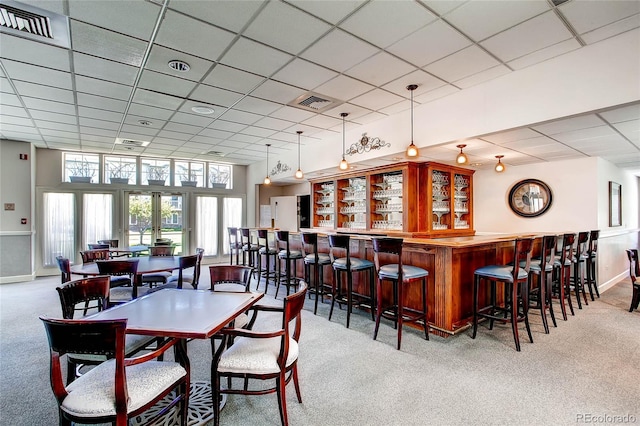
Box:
[295,231,537,338]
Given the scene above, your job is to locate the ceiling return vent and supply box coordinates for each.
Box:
[288,91,343,114]
[0,0,70,48]
[115,138,150,148]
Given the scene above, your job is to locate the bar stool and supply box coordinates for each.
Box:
[301,232,331,315]
[372,237,429,350]
[240,228,259,272]
[227,227,241,265]
[525,235,557,333]
[553,233,575,320]
[472,237,534,352]
[571,231,590,309]
[256,229,278,293]
[328,234,375,328]
[275,230,303,298]
[626,249,639,312]
[586,230,600,300]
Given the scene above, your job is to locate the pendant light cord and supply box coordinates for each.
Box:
[410,88,414,143]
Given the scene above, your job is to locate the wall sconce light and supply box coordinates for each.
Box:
[339,112,349,170]
[456,144,468,165]
[495,155,505,173]
[264,144,271,185]
[295,131,304,179]
[406,84,419,157]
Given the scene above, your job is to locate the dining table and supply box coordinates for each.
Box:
[70,256,180,298]
[87,288,264,422]
[109,245,149,257]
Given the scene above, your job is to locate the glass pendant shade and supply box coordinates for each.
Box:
[456,144,468,164]
[495,155,505,173]
[406,142,418,157]
[406,84,419,157]
[339,112,349,170]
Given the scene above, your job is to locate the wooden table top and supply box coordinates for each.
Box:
[86,288,264,339]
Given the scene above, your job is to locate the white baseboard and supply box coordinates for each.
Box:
[599,270,628,294]
[0,273,37,284]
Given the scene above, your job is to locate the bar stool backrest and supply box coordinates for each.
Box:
[627,249,639,285]
[328,234,351,267]
[228,227,239,246]
[275,230,292,255]
[588,230,599,256]
[257,229,273,249]
[540,235,557,269]
[240,227,252,247]
[513,238,534,278]
[301,232,319,260]
[558,233,576,264]
[576,231,589,257]
[56,255,72,284]
[80,249,110,263]
[372,237,404,280]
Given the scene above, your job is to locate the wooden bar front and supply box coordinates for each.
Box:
[292,232,528,338]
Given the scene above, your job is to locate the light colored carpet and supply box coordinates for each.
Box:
[1,274,639,426]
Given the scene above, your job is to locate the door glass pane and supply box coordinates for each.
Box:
[128,194,153,246]
[43,193,75,267]
[161,195,183,255]
[83,194,113,248]
[222,197,243,255]
[196,196,218,256]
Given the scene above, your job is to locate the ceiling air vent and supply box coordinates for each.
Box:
[115,138,150,148]
[0,0,70,48]
[288,91,343,114]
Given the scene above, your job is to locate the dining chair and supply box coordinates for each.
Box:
[209,264,256,330]
[79,249,110,263]
[55,276,158,384]
[40,316,189,426]
[211,282,308,426]
[97,239,118,248]
[227,227,242,265]
[626,249,639,312]
[88,243,110,250]
[141,245,176,287]
[56,255,72,284]
[166,253,200,289]
[586,230,600,300]
[96,259,139,304]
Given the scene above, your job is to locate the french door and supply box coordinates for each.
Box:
[195,195,243,260]
[125,192,184,255]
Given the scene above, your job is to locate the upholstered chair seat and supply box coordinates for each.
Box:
[218,336,298,376]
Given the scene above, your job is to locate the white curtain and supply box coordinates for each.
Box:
[43,193,75,267]
[222,197,243,255]
[83,193,113,247]
[196,196,218,255]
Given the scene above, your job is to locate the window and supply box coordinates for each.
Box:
[83,194,113,246]
[209,163,232,189]
[142,158,170,185]
[64,153,99,183]
[104,156,136,184]
[175,161,205,187]
[42,193,75,267]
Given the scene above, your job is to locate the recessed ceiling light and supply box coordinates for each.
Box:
[471,162,483,167]
[168,60,190,72]
[192,106,215,115]
[137,120,153,126]
[392,156,403,161]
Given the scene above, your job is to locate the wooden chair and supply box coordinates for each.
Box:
[524,235,557,333]
[275,230,303,299]
[571,231,590,309]
[166,254,199,289]
[372,237,429,350]
[209,265,255,330]
[79,249,110,263]
[240,227,259,273]
[56,255,71,284]
[328,234,376,328]
[97,239,118,248]
[257,229,278,293]
[227,227,242,265]
[586,230,600,300]
[553,233,576,320]
[155,238,173,246]
[96,259,139,304]
[141,245,176,287]
[626,249,639,312]
[211,283,307,426]
[55,276,157,384]
[40,316,189,426]
[301,232,331,315]
[472,238,534,351]
[88,243,110,250]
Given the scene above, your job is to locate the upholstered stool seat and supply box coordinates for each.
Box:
[372,237,429,350]
[332,257,373,270]
[472,237,534,352]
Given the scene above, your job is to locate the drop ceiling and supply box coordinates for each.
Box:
[0,0,639,175]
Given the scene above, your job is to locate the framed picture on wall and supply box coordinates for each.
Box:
[609,181,622,227]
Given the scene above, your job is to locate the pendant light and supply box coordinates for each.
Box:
[264,144,271,185]
[456,144,468,165]
[339,113,349,170]
[406,84,419,157]
[295,131,304,179]
[495,155,505,173]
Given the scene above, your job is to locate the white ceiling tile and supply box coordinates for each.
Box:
[121,124,158,137]
[552,126,620,144]
[300,29,379,73]
[199,128,234,140]
[288,0,366,24]
[272,61,337,95]
[70,21,146,66]
[22,97,76,115]
[171,111,216,127]
[80,126,117,138]
[205,120,246,134]
[79,117,119,130]
[425,45,501,82]
[30,110,76,124]
[138,71,197,98]
[75,76,132,101]
[132,89,185,110]
[217,109,262,125]
[244,1,331,55]
[154,10,236,61]
[124,115,166,130]
[0,77,14,94]
[250,80,307,104]
[0,33,70,71]
[446,0,551,42]
[2,60,72,89]
[581,14,640,44]
[269,106,317,122]
[38,127,79,137]
[353,111,387,125]
[0,93,21,107]
[422,0,467,16]
[1,115,34,127]
[76,94,127,113]
[301,114,343,129]
[601,104,640,124]
[559,0,640,34]
[203,65,265,94]
[189,84,244,108]
[454,65,511,89]
[323,103,372,121]
[155,129,192,141]
[508,39,581,70]
[241,126,278,138]
[341,0,437,48]
[313,75,375,102]
[168,0,264,33]
[127,103,175,121]
[0,104,29,118]
[613,120,640,143]
[0,122,40,133]
[482,128,542,144]
[69,0,160,40]
[145,45,215,82]
[413,84,460,104]
[345,52,417,86]
[481,11,574,62]
[377,101,409,116]
[349,89,404,111]
[73,53,138,86]
[228,133,262,144]
[252,116,296,131]
[220,37,294,77]
[387,19,472,67]
[234,96,282,115]
[533,114,606,134]
[13,80,74,103]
